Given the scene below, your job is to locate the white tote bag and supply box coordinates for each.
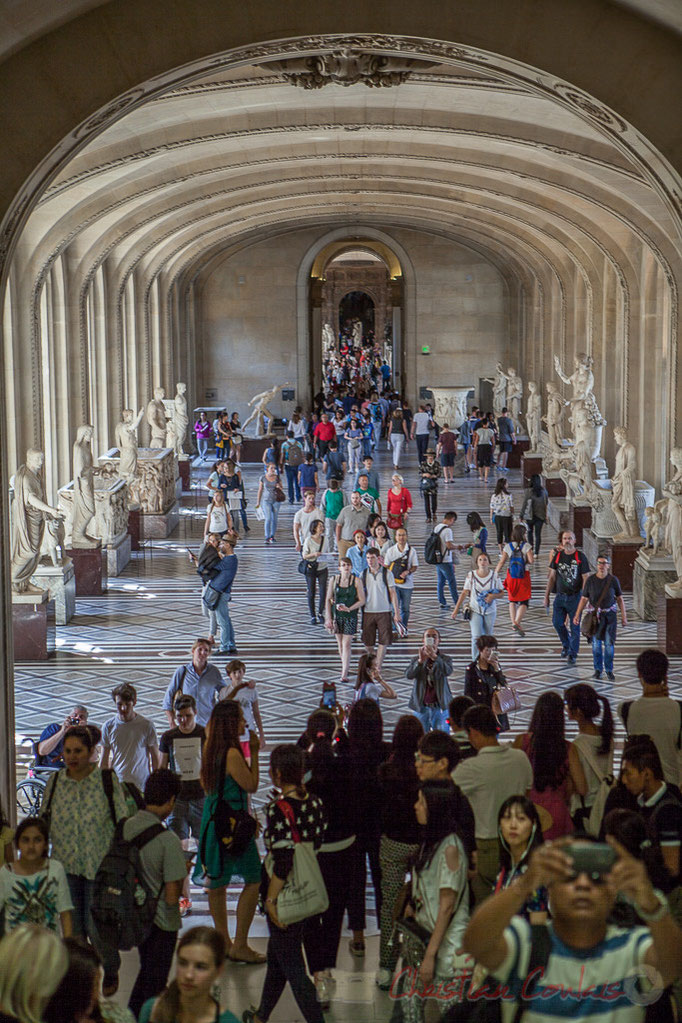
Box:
[266,800,329,925]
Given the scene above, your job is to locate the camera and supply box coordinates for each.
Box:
[564,842,616,880]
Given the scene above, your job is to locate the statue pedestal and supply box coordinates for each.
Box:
[657,589,682,654]
[140,503,180,539]
[507,437,530,469]
[30,561,76,625]
[178,460,191,492]
[240,437,270,463]
[107,533,131,576]
[547,498,572,533]
[633,548,677,621]
[12,593,53,660]
[128,508,141,550]
[521,454,543,487]
[572,503,593,546]
[66,546,107,596]
[583,530,644,590]
[543,472,567,497]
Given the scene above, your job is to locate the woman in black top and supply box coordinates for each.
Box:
[464,634,510,731]
[246,745,326,1023]
[376,715,424,989]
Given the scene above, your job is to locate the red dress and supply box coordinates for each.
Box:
[386,487,413,531]
[503,542,532,602]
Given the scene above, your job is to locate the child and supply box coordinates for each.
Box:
[297,452,319,500]
[0,817,73,934]
[225,659,266,761]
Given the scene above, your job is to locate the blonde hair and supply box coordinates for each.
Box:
[0,925,68,1023]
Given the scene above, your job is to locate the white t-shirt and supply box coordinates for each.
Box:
[0,859,73,933]
[619,697,682,786]
[363,566,396,613]
[464,569,503,612]
[453,746,533,838]
[503,541,532,563]
[490,492,514,516]
[102,714,158,792]
[291,419,307,439]
[230,685,258,734]
[413,411,431,435]
[294,507,323,543]
[354,681,381,704]
[435,523,455,564]
[384,543,419,589]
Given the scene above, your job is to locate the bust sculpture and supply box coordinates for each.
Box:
[71,424,101,548]
[662,447,682,595]
[611,427,641,541]
[11,449,64,595]
[170,382,188,458]
[114,408,144,481]
[146,387,168,448]
[525,381,542,452]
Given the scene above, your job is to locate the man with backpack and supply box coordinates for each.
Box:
[543,530,590,665]
[280,430,304,503]
[425,511,459,610]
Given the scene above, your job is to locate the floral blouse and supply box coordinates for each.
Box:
[494,860,548,919]
[41,768,128,879]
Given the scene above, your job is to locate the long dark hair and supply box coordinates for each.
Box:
[527,692,569,791]
[347,698,383,746]
[200,700,243,793]
[565,683,614,756]
[530,473,544,498]
[356,652,377,691]
[497,796,544,873]
[42,938,102,1023]
[150,928,226,1022]
[271,743,306,799]
[414,780,466,872]
[493,477,509,496]
[466,511,485,532]
[389,715,424,762]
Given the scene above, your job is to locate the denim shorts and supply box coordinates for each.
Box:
[167,796,205,841]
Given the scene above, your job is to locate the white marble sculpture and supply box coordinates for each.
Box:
[11,449,65,595]
[662,447,682,595]
[558,408,603,508]
[352,319,363,347]
[322,322,335,359]
[644,500,668,555]
[611,427,641,540]
[430,387,473,430]
[483,363,507,418]
[242,381,293,437]
[543,382,569,464]
[525,381,542,453]
[146,387,168,448]
[554,352,607,461]
[499,366,523,432]
[114,408,144,481]
[70,424,101,548]
[170,382,189,458]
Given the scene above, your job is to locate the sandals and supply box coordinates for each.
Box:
[349,938,366,957]
[229,948,267,965]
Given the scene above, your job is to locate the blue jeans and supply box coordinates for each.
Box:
[363,436,374,457]
[469,606,497,659]
[285,465,301,503]
[395,586,412,627]
[197,436,208,459]
[592,614,617,672]
[414,705,449,733]
[415,433,429,462]
[215,591,236,651]
[263,499,280,540]
[68,874,120,984]
[552,592,582,657]
[436,562,459,607]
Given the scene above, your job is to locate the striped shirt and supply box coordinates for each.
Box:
[491,918,654,1022]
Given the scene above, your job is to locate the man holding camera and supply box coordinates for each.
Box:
[37,704,89,766]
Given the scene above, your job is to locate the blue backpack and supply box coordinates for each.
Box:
[508,543,526,580]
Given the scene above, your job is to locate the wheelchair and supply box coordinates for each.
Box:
[15,737,61,818]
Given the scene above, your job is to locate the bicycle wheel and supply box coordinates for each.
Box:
[16,778,45,818]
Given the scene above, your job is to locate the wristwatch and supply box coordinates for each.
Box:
[634,889,668,922]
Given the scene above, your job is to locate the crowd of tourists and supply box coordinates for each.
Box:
[2,370,682,1023]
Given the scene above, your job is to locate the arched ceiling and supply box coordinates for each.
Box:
[312,241,400,279]
[15,45,682,315]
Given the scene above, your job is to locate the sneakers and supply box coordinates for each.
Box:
[310,615,318,625]
[567,655,577,665]
[560,648,569,659]
[349,938,366,958]
[179,897,192,917]
[516,624,526,637]
[593,670,602,680]
[606,671,616,681]
[376,968,392,990]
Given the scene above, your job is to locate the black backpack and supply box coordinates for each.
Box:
[424,527,445,565]
[91,818,164,950]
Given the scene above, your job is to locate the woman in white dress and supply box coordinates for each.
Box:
[451,552,504,659]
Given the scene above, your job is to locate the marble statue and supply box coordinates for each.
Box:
[498,366,523,431]
[11,449,64,595]
[322,322,335,358]
[242,381,293,437]
[146,387,168,448]
[558,407,603,508]
[525,381,542,452]
[644,500,668,555]
[554,352,607,461]
[543,383,568,452]
[40,517,67,567]
[611,427,641,540]
[114,408,144,480]
[71,424,100,548]
[352,319,363,347]
[662,447,682,594]
[483,363,507,417]
[171,382,188,458]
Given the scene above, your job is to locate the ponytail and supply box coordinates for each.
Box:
[598,694,614,757]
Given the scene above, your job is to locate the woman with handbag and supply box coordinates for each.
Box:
[572,554,627,680]
[222,459,247,536]
[451,552,503,659]
[385,473,413,538]
[193,700,265,964]
[301,519,328,625]
[392,779,471,1020]
[256,463,284,545]
[244,745,326,1023]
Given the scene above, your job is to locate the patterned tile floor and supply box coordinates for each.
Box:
[13,442,681,1021]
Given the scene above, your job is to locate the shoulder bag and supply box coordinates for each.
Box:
[580,574,613,639]
[200,757,257,879]
[203,583,221,610]
[265,799,328,924]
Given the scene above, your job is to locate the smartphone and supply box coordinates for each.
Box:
[564,842,616,879]
[424,636,436,648]
[321,689,337,710]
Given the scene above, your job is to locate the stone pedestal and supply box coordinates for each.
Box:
[521,454,543,487]
[107,533,131,576]
[178,459,190,491]
[30,561,76,625]
[572,504,592,547]
[12,593,52,660]
[241,437,270,462]
[543,472,567,497]
[657,589,682,654]
[507,437,530,469]
[66,546,107,596]
[583,530,643,590]
[101,447,180,540]
[547,498,572,533]
[633,548,677,621]
[128,508,141,550]
[140,503,180,539]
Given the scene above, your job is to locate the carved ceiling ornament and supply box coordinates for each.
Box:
[267,50,436,89]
